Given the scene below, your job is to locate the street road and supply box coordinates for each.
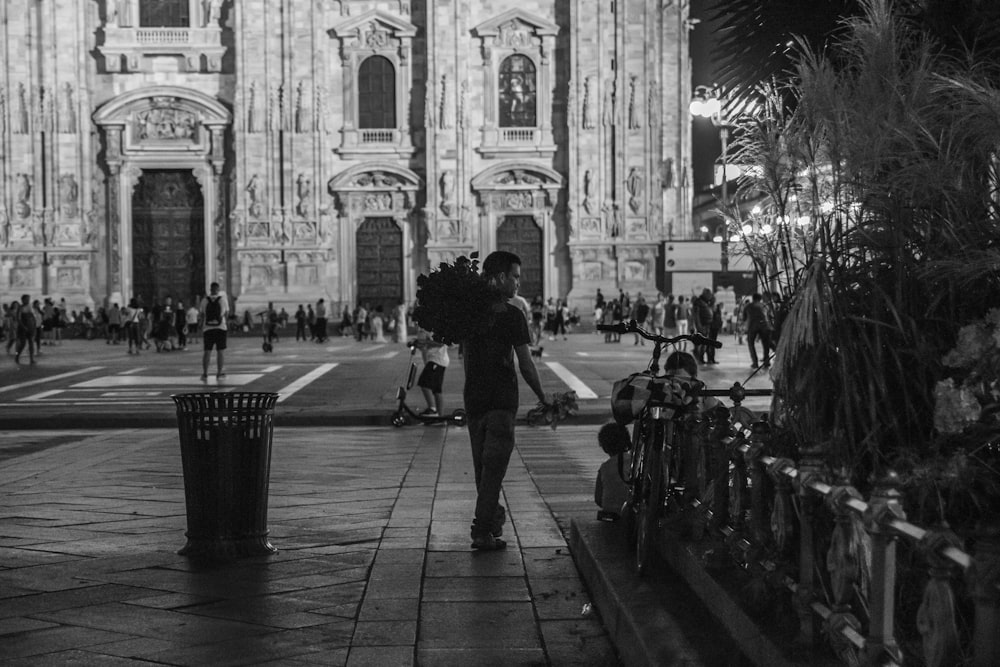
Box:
[0,329,773,428]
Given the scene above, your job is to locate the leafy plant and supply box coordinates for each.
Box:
[412,253,501,345]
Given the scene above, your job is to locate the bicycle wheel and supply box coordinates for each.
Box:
[621,418,646,551]
[635,417,665,576]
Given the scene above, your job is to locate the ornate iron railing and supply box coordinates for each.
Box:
[670,409,998,666]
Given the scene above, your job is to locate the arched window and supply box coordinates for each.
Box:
[358,56,396,129]
[498,55,537,127]
[139,0,190,27]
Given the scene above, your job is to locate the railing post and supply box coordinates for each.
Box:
[916,525,962,667]
[862,472,905,666]
[792,441,825,647]
[970,519,1000,667]
[746,420,769,546]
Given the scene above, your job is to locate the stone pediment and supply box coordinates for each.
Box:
[329,9,418,41]
[473,9,560,41]
[471,163,563,191]
[327,163,422,192]
[93,86,231,128]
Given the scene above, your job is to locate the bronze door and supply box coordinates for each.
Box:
[132,170,205,307]
[498,215,542,301]
[356,217,403,313]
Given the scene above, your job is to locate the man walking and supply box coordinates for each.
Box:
[14,294,36,365]
[743,292,773,369]
[463,251,548,550]
[199,282,229,381]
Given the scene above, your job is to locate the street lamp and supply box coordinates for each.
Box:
[690,84,735,272]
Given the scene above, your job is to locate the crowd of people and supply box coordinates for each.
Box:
[592,287,777,369]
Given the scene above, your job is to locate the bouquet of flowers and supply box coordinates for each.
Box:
[412,253,499,345]
[526,391,579,429]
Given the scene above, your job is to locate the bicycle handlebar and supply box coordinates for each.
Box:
[597,320,722,349]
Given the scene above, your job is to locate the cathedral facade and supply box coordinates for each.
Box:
[0,0,692,315]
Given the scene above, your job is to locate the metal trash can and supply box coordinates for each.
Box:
[172,392,279,559]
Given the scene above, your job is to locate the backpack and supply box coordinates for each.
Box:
[204,296,223,326]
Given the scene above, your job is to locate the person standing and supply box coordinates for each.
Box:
[415,326,450,417]
[676,296,691,351]
[708,302,723,364]
[186,300,201,338]
[631,293,650,345]
[743,292,774,369]
[123,298,142,354]
[199,282,229,381]
[295,305,308,341]
[691,288,714,364]
[14,295,36,365]
[107,302,122,345]
[306,303,316,340]
[315,298,328,342]
[462,251,548,550]
[650,293,666,336]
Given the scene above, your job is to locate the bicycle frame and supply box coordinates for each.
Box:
[598,319,770,575]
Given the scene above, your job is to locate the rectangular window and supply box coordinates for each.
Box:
[140,0,190,27]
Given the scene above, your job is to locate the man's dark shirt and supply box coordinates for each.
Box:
[744,301,772,333]
[463,302,531,416]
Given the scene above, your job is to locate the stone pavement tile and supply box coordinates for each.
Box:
[541,618,622,666]
[357,596,419,622]
[362,574,421,599]
[310,601,360,619]
[3,625,131,659]
[424,549,524,578]
[528,577,593,620]
[0,616,59,635]
[283,580,367,608]
[421,576,531,602]
[141,624,350,667]
[345,646,414,667]
[376,536,428,549]
[522,547,582,578]
[418,601,540,649]
[123,592,217,610]
[0,546,82,569]
[351,619,417,646]
[178,597,332,629]
[415,648,548,666]
[34,601,276,644]
[0,584,155,620]
[370,547,423,564]
[5,649,163,666]
[79,636,178,660]
[369,558,421,581]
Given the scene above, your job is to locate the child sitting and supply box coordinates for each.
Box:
[595,422,632,521]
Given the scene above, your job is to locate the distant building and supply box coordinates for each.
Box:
[0,0,694,313]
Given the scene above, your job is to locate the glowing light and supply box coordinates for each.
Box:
[820,201,834,214]
[699,225,709,233]
[729,234,740,243]
[751,205,762,215]
[712,235,723,243]
[741,224,752,235]
[797,215,811,227]
[761,223,773,234]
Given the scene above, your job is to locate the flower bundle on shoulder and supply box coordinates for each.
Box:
[526,391,579,429]
[412,253,498,345]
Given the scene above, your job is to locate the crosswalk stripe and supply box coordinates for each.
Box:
[277,363,338,403]
[0,367,103,394]
[544,361,598,399]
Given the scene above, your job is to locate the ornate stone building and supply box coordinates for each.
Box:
[0,0,692,314]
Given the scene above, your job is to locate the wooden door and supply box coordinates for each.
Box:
[356,217,403,312]
[132,170,204,307]
[497,215,542,301]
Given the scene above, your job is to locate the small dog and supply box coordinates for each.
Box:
[530,346,544,358]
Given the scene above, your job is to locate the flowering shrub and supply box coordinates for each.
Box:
[934,309,1000,435]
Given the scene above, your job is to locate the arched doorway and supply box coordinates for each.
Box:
[498,215,542,301]
[132,170,205,306]
[356,218,403,313]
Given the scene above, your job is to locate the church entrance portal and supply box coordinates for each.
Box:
[131,170,205,307]
[498,215,542,301]
[356,217,403,313]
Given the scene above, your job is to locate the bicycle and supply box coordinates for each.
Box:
[597,319,771,575]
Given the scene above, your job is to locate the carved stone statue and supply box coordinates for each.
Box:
[58,83,76,134]
[60,174,79,217]
[602,81,616,127]
[627,167,644,213]
[13,83,28,135]
[582,77,596,130]
[246,174,264,218]
[117,0,132,27]
[204,0,223,26]
[628,75,642,130]
[583,169,595,215]
[295,174,312,217]
[15,173,31,218]
[439,170,455,216]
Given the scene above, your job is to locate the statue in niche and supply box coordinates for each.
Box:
[60,174,79,217]
[582,77,596,130]
[440,74,455,129]
[294,81,308,133]
[13,83,28,135]
[58,83,76,133]
[439,170,455,217]
[628,76,642,130]
[84,209,100,245]
[203,0,223,26]
[662,158,674,189]
[106,0,118,26]
[15,174,31,218]
[247,82,261,133]
[246,174,264,218]
[116,0,132,27]
[295,174,312,217]
[627,167,644,213]
[583,170,596,215]
[602,81,616,127]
